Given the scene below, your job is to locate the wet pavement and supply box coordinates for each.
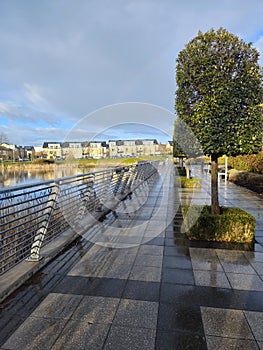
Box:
[0,162,263,349]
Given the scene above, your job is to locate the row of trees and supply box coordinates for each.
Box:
[174,28,263,214]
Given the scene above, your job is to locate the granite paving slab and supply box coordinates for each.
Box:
[205,336,259,350]
[51,320,110,350]
[201,307,254,339]
[30,293,83,319]
[226,272,263,291]
[112,299,159,329]
[104,326,156,350]
[3,317,68,350]
[129,265,162,282]
[193,270,231,288]
[71,296,120,324]
[244,310,263,341]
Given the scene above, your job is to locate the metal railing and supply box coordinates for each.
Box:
[0,161,159,275]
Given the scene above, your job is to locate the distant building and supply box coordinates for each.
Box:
[166,141,173,154]
[0,143,18,161]
[108,139,159,158]
[87,141,108,159]
[0,143,16,150]
[16,146,26,160]
[40,138,172,160]
[0,143,38,161]
[24,146,35,160]
[34,146,44,159]
[43,141,88,160]
[42,142,62,159]
[0,145,13,161]
[61,142,86,160]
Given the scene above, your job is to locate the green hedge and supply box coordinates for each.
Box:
[183,205,255,243]
[228,152,263,174]
[177,177,201,188]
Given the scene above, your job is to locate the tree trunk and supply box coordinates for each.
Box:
[185,159,190,179]
[211,155,220,215]
[179,157,183,167]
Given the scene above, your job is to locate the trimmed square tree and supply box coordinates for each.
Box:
[175,28,263,216]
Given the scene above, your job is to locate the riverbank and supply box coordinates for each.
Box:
[1,160,120,172]
[2,155,167,172]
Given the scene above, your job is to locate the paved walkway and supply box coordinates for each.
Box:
[0,162,263,349]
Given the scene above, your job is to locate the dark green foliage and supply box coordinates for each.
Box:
[175,28,263,158]
[183,205,255,243]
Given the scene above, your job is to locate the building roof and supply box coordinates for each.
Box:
[108,139,159,145]
[42,139,159,148]
[42,142,62,148]
[89,141,107,147]
[0,145,13,151]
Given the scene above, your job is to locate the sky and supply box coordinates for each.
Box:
[0,0,262,146]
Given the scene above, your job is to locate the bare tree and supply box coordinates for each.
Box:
[0,132,9,145]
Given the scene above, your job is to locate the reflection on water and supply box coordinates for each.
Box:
[0,165,96,188]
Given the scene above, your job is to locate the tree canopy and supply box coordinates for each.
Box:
[175,28,263,214]
[175,28,263,159]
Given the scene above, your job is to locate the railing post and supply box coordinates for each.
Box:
[135,162,146,182]
[75,178,94,221]
[113,168,125,195]
[126,166,136,191]
[120,168,131,194]
[26,182,59,261]
[97,171,113,210]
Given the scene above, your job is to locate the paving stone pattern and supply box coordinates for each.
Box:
[0,163,263,349]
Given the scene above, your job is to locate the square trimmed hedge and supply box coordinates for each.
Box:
[183,205,255,243]
[177,177,202,188]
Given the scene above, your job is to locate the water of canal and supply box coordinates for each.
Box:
[0,165,97,188]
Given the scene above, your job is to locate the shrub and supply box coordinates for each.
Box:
[228,152,263,174]
[183,205,255,243]
[177,177,202,188]
[32,158,55,164]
